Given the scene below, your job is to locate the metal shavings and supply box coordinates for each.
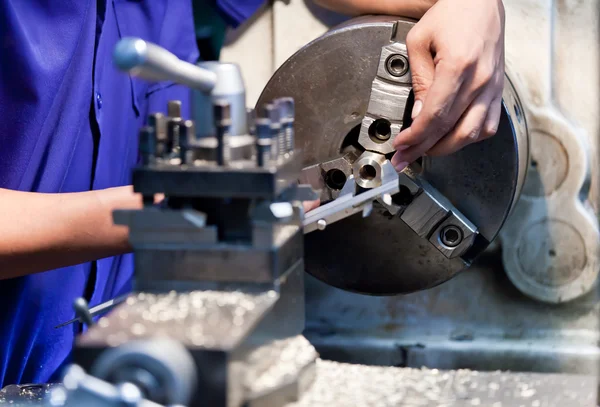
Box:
[1,363,597,406]
[79,290,277,350]
[245,335,318,397]
[286,361,598,407]
[0,384,57,404]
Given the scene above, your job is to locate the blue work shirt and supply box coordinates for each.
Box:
[216,0,265,26]
[0,0,263,387]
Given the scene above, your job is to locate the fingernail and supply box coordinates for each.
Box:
[391,153,408,171]
[395,161,408,171]
[395,144,409,151]
[412,100,423,119]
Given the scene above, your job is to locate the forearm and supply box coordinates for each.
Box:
[0,186,141,279]
[313,0,437,19]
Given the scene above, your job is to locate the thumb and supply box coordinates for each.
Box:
[303,199,321,213]
[406,29,435,119]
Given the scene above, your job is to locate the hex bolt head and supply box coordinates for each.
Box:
[167,100,182,118]
[440,225,463,248]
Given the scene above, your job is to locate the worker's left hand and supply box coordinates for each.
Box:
[303,199,321,213]
[391,0,505,171]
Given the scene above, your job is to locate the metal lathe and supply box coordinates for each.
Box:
[1,16,597,407]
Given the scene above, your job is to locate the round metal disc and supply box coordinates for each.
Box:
[258,16,528,295]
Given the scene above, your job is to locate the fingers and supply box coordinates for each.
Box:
[303,199,321,213]
[393,85,503,166]
[405,27,435,121]
[391,149,409,171]
[393,48,504,166]
[397,29,500,150]
[426,90,495,156]
[392,60,467,168]
[394,59,466,151]
[391,134,428,169]
[483,95,502,136]
[391,6,505,167]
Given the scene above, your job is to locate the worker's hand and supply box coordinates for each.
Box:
[303,199,321,213]
[391,0,505,171]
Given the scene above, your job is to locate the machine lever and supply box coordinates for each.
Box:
[113,37,217,93]
[72,298,95,328]
[54,295,129,329]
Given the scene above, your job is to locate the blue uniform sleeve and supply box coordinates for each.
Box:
[214,0,266,27]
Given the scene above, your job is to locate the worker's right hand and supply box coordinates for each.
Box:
[391,0,506,171]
